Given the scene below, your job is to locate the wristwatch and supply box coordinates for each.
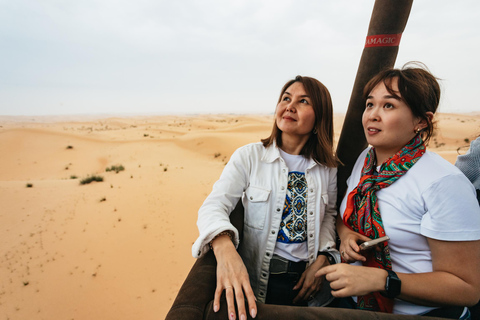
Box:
[317,251,335,265]
[383,270,401,298]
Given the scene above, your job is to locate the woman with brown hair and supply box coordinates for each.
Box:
[192,75,339,319]
[317,63,480,318]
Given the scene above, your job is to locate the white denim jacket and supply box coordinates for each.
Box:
[192,142,338,303]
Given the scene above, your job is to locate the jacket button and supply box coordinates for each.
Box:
[250,196,253,200]
[276,208,281,212]
[309,211,313,215]
[271,230,275,235]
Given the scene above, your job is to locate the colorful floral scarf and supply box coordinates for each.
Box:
[342,135,425,313]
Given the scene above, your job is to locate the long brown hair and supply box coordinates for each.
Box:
[261,75,338,167]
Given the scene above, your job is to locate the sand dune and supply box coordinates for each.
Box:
[0,113,478,320]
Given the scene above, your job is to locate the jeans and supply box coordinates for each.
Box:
[265,272,308,306]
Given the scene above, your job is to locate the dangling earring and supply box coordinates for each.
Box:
[313,128,318,135]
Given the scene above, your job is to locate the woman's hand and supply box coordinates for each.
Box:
[211,234,257,320]
[315,263,387,298]
[336,215,370,263]
[339,230,371,263]
[336,216,370,263]
[292,255,329,304]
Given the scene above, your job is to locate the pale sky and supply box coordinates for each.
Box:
[1,0,479,116]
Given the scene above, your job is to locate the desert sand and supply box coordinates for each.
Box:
[0,113,478,320]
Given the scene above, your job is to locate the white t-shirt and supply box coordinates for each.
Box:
[274,148,310,262]
[340,148,480,315]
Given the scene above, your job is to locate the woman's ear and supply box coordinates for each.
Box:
[418,111,434,130]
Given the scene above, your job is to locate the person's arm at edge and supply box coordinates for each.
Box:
[211,234,257,319]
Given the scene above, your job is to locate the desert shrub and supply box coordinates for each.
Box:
[106,165,125,173]
[70,175,78,179]
[26,183,33,188]
[80,175,104,185]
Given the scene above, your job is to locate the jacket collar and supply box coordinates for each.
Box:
[262,141,282,163]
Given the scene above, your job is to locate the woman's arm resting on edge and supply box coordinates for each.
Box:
[211,234,257,320]
[316,239,480,308]
[399,238,480,307]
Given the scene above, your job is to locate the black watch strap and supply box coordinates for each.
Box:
[317,251,335,265]
[383,270,401,299]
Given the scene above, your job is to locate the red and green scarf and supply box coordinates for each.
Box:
[342,135,425,313]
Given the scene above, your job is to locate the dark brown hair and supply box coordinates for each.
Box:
[261,75,337,167]
[363,62,441,144]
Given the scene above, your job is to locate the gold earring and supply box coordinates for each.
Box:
[415,128,421,133]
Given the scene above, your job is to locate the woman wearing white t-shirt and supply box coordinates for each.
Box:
[316,63,480,318]
[192,76,339,320]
